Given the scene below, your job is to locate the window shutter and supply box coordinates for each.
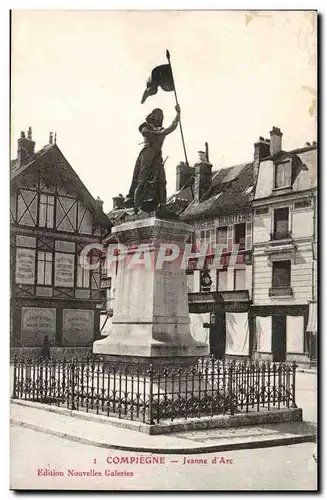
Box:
[246,222,252,250]
[227,225,233,252]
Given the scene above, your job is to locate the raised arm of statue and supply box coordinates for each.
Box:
[141,106,180,139]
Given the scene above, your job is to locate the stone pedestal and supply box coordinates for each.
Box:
[93,217,208,363]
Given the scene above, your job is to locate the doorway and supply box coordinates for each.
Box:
[272,315,286,362]
[209,312,226,359]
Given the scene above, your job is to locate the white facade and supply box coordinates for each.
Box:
[252,143,317,363]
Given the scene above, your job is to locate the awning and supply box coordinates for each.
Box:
[306,302,317,334]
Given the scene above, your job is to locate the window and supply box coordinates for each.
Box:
[37,251,53,285]
[216,226,227,245]
[216,269,227,291]
[77,262,90,288]
[234,223,246,250]
[272,261,291,288]
[273,208,289,238]
[275,161,292,188]
[39,194,55,228]
[234,269,246,290]
[200,229,213,244]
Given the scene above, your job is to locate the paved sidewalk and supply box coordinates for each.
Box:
[11,401,316,454]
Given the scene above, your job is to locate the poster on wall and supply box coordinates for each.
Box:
[15,248,35,285]
[21,307,56,345]
[62,309,94,345]
[55,253,75,287]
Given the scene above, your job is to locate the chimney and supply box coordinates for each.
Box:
[253,136,270,185]
[17,127,35,166]
[194,151,212,203]
[49,132,53,145]
[254,136,271,163]
[176,162,194,191]
[112,194,125,210]
[269,126,283,156]
[96,196,104,211]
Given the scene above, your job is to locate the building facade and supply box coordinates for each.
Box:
[105,130,317,365]
[252,128,317,363]
[173,150,259,360]
[10,128,111,349]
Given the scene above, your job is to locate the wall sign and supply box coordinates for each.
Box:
[15,248,35,284]
[194,212,252,231]
[55,253,75,287]
[189,302,249,314]
[63,309,94,345]
[21,307,56,346]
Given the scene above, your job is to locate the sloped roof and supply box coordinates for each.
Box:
[180,162,255,221]
[11,144,112,228]
[254,145,317,201]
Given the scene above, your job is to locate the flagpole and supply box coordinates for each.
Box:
[166,50,189,166]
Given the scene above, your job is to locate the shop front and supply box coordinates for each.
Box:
[188,291,252,359]
[251,304,309,363]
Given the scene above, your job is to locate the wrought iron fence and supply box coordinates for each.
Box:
[11,356,297,424]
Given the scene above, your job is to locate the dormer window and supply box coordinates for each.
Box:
[275,159,292,188]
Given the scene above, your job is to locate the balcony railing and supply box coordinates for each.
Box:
[270,230,292,241]
[269,286,293,297]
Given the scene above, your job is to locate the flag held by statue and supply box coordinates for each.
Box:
[141,63,175,103]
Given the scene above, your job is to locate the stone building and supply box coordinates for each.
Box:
[10,128,111,353]
[105,130,317,364]
[170,149,258,359]
[252,128,317,363]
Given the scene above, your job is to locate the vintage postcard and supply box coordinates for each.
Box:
[10,9,317,491]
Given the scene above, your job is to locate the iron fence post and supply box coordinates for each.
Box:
[12,357,17,399]
[147,364,154,425]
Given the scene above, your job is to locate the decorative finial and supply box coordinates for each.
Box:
[27,126,32,140]
[49,132,53,145]
[54,132,57,145]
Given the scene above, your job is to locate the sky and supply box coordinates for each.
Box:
[11,10,317,213]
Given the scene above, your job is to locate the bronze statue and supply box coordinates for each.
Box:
[125,105,181,213]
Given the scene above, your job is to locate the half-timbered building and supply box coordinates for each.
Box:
[10,128,111,350]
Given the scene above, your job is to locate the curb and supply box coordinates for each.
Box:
[10,418,316,455]
[11,399,303,435]
[297,369,317,375]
